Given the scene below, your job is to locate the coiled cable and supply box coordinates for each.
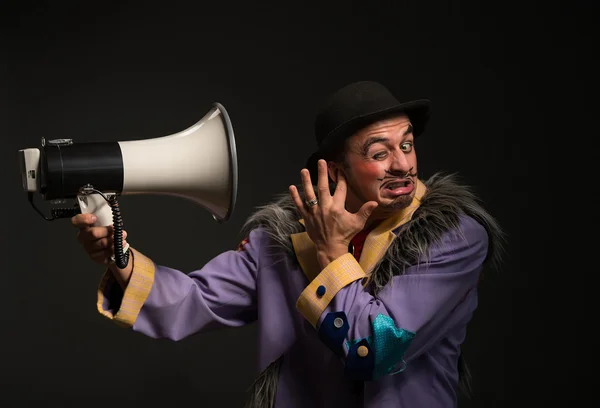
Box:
[108,195,129,269]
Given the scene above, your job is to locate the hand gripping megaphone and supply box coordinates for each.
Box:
[17,102,238,268]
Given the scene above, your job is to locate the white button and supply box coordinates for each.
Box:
[333,317,344,328]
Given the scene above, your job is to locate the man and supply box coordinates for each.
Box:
[73,81,504,407]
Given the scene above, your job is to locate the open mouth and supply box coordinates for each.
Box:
[382,180,412,190]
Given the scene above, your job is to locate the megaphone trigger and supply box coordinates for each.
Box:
[76,187,116,228]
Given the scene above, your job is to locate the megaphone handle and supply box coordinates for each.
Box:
[76,193,130,269]
[77,193,114,227]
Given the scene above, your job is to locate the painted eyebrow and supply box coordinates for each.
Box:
[360,124,414,155]
[361,137,388,156]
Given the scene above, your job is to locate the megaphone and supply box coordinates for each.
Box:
[18,102,238,268]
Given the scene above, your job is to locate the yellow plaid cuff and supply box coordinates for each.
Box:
[296,253,366,328]
[96,248,155,328]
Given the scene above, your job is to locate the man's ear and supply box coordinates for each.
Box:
[327,161,339,183]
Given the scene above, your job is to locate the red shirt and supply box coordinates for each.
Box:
[350,223,380,261]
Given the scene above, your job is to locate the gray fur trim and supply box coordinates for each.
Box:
[244,358,281,408]
[242,172,505,406]
[241,192,304,256]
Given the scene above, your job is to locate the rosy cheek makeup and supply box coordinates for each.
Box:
[353,161,385,181]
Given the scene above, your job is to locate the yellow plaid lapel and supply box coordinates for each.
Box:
[291,179,427,282]
[290,224,322,281]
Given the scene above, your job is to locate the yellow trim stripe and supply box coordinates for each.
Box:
[290,232,321,282]
[296,253,365,327]
[96,248,155,328]
[359,179,426,277]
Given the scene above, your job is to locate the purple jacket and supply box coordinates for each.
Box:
[97,178,494,407]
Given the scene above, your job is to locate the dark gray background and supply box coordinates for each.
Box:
[1,1,594,407]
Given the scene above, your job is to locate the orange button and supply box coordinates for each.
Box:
[357,345,369,358]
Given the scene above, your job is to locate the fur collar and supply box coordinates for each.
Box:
[241,172,505,289]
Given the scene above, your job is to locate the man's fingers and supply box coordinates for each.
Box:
[84,237,109,252]
[300,169,317,206]
[77,226,113,243]
[88,227,111,240]
[71,213,98,228]
[333,169,348,205]
[84,235,120,252]
[316,160,332,205]
[358,201,379,221]
[88,239,128,264]
[289,185,308,218]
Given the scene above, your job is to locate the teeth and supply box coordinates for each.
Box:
[386,182,407,189]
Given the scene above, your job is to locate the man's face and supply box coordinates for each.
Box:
[328,114,418,221]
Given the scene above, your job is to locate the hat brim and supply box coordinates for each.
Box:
[321,99,431,152]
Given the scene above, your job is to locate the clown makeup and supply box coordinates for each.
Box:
[329,114,418,220]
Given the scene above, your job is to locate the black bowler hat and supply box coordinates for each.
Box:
[306,81,431,180]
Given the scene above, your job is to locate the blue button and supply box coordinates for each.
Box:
[316,285,326,297]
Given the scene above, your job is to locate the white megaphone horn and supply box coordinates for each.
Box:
[17,102,238,267]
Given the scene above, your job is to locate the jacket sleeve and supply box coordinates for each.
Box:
[295,215,488,381]
[97,229,264,341]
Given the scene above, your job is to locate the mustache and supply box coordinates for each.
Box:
[377,168,417,182]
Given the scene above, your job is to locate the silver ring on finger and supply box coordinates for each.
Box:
[305,197,319,208]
